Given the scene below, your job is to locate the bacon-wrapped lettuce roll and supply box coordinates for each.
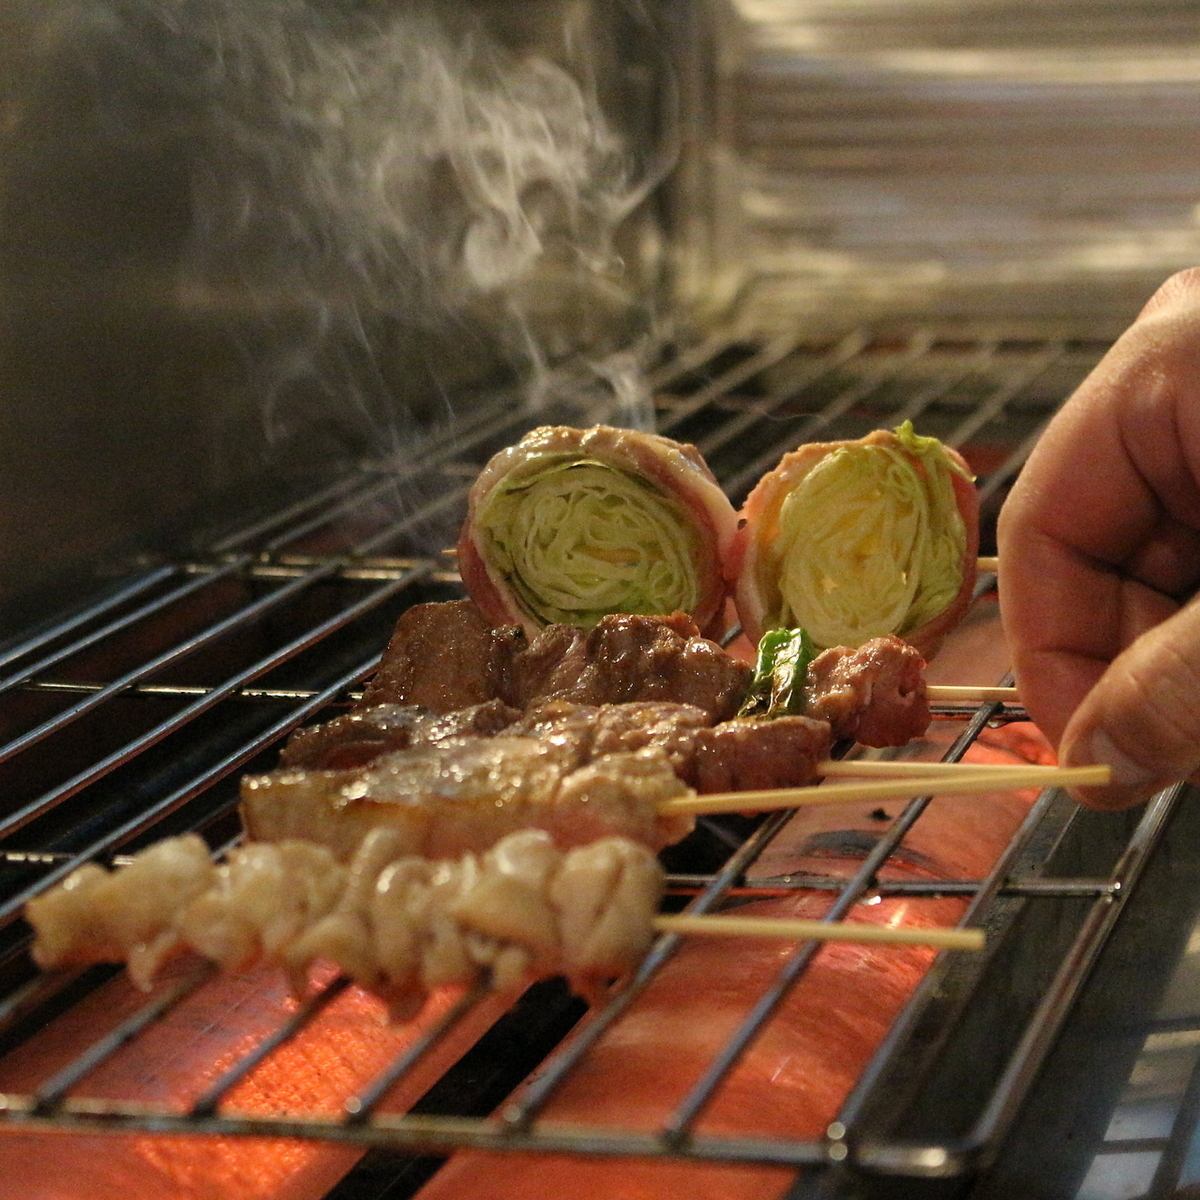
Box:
[730,422,978,657]
[457,426,737,637]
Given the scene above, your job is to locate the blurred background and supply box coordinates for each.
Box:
[2,0,1199,629]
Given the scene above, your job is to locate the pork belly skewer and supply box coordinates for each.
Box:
[729,422,979,657]
[456,424,738,640]
[243,712,1103,867]
[24,829,981,1018]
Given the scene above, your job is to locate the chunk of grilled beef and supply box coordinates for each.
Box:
[509,612,751,722]
[281,699,521,771]
[509,700,829,792]
[359,600,527,714]
[690,716,832,792]
[361,602,752,724]
[805,636,929,748]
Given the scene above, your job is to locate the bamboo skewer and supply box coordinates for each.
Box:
[977,556,999,573]
[817,758,1059,778]
[926,684,1018,703]
[654,914,984,952]
[657,763,1111,817]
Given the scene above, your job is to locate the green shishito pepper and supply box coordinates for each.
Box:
[738,627,818,719]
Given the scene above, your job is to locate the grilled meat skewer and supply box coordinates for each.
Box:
[26,829,665,1013]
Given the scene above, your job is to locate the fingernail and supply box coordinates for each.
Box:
[1064,728,1159,810]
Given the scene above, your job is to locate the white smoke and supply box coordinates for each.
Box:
[93,0,666,443]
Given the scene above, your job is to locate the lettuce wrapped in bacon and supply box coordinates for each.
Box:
[729,423,978,657]
[457,425,738,637]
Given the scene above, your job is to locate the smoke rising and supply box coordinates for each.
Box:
[93,0,664,445]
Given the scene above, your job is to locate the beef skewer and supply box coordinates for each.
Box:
[322,602,933,765]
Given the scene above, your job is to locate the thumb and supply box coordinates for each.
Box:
[1061,597,1200,809]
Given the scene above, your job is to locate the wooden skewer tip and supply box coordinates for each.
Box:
[659,763,1111,816]
[654,914,984,952]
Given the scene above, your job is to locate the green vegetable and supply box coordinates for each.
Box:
[476,456,702,628]
[769,421,970,649]
[738,627,818,718]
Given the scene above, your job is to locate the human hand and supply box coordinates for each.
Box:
[998,269,1200,809]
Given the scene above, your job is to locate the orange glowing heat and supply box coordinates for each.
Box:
[0,962,509,1200]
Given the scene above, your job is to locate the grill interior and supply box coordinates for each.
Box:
[0,326,1178,1198]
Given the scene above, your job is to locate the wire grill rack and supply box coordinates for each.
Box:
[0,325,1179,1191]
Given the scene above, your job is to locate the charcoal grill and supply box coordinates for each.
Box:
[8,1,1200,1197]
[1,326,1196,1200]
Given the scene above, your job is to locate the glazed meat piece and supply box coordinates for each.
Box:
[362,603,752,723]
[281,699,520,771]
[805,635,929,747]
[691,716,832,792]
[240,736,695,862]
[25,829,665,1012]
[511,700,830,793]
[508,699,713,777]
[360,600,527,713]
[510,612,751,722]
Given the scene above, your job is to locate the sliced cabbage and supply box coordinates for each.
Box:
[766,422,970,649]
[475,456,702,628]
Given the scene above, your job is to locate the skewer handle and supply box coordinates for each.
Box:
[926,685,1019,702]
[660,763,1111,816]
[818,759,1059,778]
[654,914,984,951]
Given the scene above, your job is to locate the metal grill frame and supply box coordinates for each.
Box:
[0,325,1173,1188]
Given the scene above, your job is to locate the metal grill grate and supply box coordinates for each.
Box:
[0,326,1176,1193]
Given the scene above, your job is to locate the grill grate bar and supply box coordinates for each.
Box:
[657,330,868,441]
[16,681,365,704]
[345,982,489,1124]
[693,331,935,466]
[190,976,353,1117]
[0,654,380,933]
[501,808,800,1130]
[30,963,215,1112]
[713,331,967,502]
[0,1098,838,1166]
[0,563,428,846]
[662,698,1007,1141]
[208,470,408,557]
[645,335,745,392]
[942,343,1067,449]
[185,557,431,578]
[664,873,1121,900]
[0,567,177,673]
[0,558,345,769]
[0,462,404,676]
[0,404,501,716]
[958,783,1182,1162]
[0,559,251,702]
[655,334,800,418]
